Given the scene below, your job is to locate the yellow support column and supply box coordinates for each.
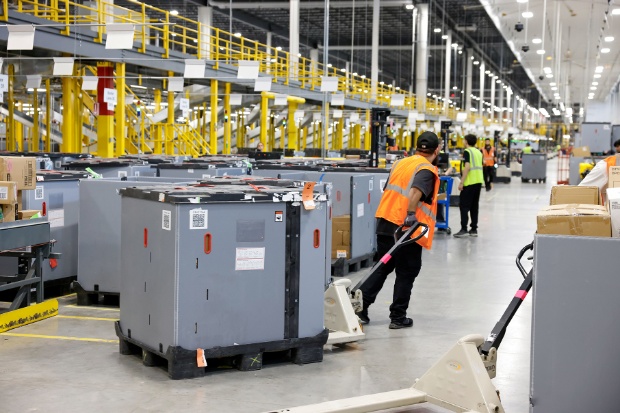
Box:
[210,79,218,154]
[61,76,73,152]
[336,119,344,150]
[45,79,51,152]
[32,90,39,151]
[364,109,371,150]
[302,126,308,149]
[96,62,115,157]
[166,81,175,155]
[223,83,231,154]
[287,101,298,150]
[153,89,162,154]
[352,124,361,149]
[7,65,15,151]
[76,76,85,151]
[115,63,126,156]
[15,102,23,151]
[260,92,269,149]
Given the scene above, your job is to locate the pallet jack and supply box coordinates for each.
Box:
[280,242,534,413]
[325,223,429,344]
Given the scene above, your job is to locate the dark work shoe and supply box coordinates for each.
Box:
[389,318,413,329]
[453,229,469,238]
[469,229,478,237]
[358,311,369,325]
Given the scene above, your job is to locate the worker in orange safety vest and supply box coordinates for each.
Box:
[580,139,620,192]
[482,138,496,192]
[358,131,441,330]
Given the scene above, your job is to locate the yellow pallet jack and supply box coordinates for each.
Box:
[279,242,534,413]
[325,224,429,345]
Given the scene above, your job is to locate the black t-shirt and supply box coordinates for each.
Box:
[376,169,436,236]
[463,150,471,164]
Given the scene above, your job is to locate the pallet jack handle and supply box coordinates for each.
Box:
[350,223,429,294]
[480,241,534,356]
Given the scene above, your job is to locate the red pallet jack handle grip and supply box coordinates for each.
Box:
[480,242,534,355]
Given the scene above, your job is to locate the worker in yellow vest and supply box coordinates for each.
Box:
[454,134,484,238]
[482,138,496,192]
[580,139,620,189]
[522,142,533,154]
[358,132,441,329]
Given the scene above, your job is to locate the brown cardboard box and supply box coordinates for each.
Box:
[437,193,447,201]
[609,166,620,189]
[332,215,351,231]
[341,231,350,246]
[550,186,601,206]
[0,181,17,205]
[0,157,36,190]
[17,190,23,210]
[18,210,41,220]
[1,203,17,223]
[537,204,611,237]
[572,146,591,158]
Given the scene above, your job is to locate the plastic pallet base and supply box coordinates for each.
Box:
[115,321,328,380]
[331,252,375,277]
[511,171,522,177]
[73,282,120,307]
[495,176,512,184]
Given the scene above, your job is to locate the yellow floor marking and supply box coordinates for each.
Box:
[64,304,120,312]
[1,332,118,344]
[56,315,118,321]
[57,293,77,299]
[0,300,59,333]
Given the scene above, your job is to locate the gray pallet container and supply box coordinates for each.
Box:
[65,160,156,178]
[521,153,547,182]
[75,177,195,300]
[0,170,88,282]
[579,122,612,154]
[117,183,330,374]
[531,235,620,412]
[156,163,247,179]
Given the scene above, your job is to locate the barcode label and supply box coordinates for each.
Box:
[189,209,208,229]
[369,179,374,191]
[162,210,172,231]
[202,174,211,179]
[26,161,34,187]
[35,186,44,200]
[0,187,7,200]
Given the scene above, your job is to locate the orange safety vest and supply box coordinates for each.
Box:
[482,147,495,167]
[376,155,440,249]
[604,153,620,171]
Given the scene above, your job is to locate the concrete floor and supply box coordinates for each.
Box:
[0,160,556,413]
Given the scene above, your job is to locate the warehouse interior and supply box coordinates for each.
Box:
[1,1,620,412]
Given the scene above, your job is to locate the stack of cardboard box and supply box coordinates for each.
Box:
[331,215,351,259]
[0,157,38,223]
[537,186,611,237]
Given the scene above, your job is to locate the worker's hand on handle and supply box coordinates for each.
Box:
[458,183,464,191]
[404,212,418,228]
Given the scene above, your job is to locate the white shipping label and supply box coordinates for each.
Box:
[188,169,194,174]
[48,209,64,228]
[35,186,44,200]
[235,247,265,271]
[380,179,387,193]
[337,250,347,258]
[189,209,208,229]
[369,179,374,191]
[162,210,172,231]
[0,187,7,200]
[202,174,211,179]
[357,203,364,218]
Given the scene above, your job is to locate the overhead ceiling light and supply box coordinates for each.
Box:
[453,86,458,90]
[550,82,556,86]
[485,70,490,74]
[546,74,553,78]
[442,35,449,40]
[612,8,620,15]
[532,38,542,44]
[560,102,565,111]
[537,49,546,55]
[552,108,561,116]
[451,43,459,48]
[170,10,179,16]
[234,32,242,38]
[434,28,442,33]
[592,82,599,86]
[543,67,552,73]
[517,0,528,3]
[496,79,501,83]
[591,86,597,90]
[130,84,147,90]
[406,4,415,10]
[595,65,604,73]
[605,36,615,43]
[458,50,463,54]
[522,11,534,18]
[551,87,558,91]
[601,48,611,54]
[473,60,480,65]
[276,46,282,51]
[539,108,549,117]
[594,73,602,78]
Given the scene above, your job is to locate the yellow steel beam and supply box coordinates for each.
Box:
[153,88,162,154]
[260,92,269,149]
[32,89,39,151]
[7,64,15,151]
[364,109,371,150]
[96,62,115,157]
[302,126,308,149]
[61,76,73,152]
[115,63,126,156]
[15,102,23,151]
[45,79,51,152]
[287,100,299,150]
[223,83,231,154]
[210,79,218,154]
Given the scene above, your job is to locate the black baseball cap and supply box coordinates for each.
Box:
[416,131,440,151]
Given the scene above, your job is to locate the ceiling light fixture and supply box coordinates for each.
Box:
[434,28,442,33]
[595,66,604,73]
[601,48,611,54]
[442,35,449,40]
[406,4,415,10]
[517,0,528,3]
[537,49,546,55]
[546,74,553,78]
[591,86,597,90]
[612,8,620,15]
[170,10,179,16]
[594,74,602,78]
[522,11,534,18]
[473,60,480,65]
[532,38,542,44]
[592,82,599,86]
[234,32,242,38]
[605,36,615,42]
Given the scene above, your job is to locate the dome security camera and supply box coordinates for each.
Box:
[522,45,530,52]
[515,22,524,32]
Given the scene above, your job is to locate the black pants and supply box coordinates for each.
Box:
[483,166,495,191]
[459,183,482,231]
[360,234,423,321]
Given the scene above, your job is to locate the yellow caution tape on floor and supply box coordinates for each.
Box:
[0,299,59,333]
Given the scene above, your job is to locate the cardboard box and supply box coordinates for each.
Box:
[332,215,351,232]
[18,210,41,220]
[1,203,17,223]
[550,186,601,206]
[437,193,447,201]
[0,181,17,205]
[609,166,620,189]
[341,230,350,246]
[537,204,611,237]
[0,157,36,190]
[607,188,620,238]
[572,146,591,158]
